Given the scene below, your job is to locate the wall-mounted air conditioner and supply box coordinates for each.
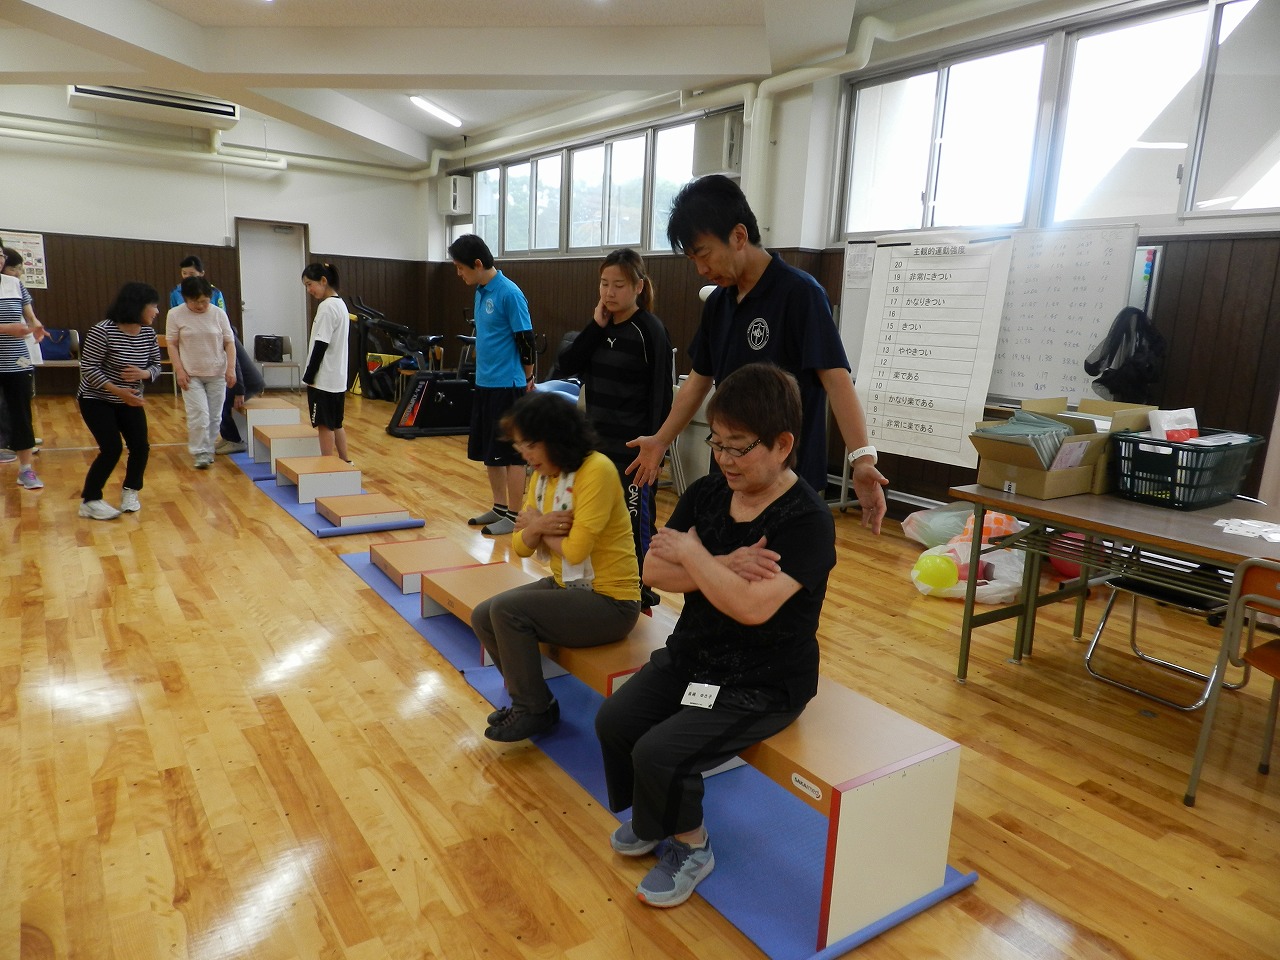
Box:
[67,85,240,130]
[692,113,744,177]
[438,175,473,216]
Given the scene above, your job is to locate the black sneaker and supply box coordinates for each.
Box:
[640,586,661,612]
[487,705,512,725]
[484,699,559,742]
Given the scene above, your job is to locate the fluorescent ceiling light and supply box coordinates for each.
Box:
[410,95,462,127]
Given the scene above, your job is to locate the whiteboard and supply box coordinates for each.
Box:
[839,240,876,372]
[855,234,1014,468]
[989,224,1140,402]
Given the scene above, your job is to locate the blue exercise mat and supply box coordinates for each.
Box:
[253,479,425,538]
[339,550,977,959]
[230,450,276,481]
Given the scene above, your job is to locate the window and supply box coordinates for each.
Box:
[1054,10,1208,221]
[845,44,1043,232]
[504,161,531,252]
[846,73,936,233]
[474,167,500,250]
[1190,0,1280,213]
[650,122,695,250]
[466,120,699,256]
[606,135,646,246]
[933,45,1043,227]
[534,154,562,250]
[842,2,1280,234]
[569,145,605,247]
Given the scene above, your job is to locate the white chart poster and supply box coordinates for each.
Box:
[0,229,47,288]
[855,234,1013,468]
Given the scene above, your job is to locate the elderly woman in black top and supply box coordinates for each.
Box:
[595,362,836,909]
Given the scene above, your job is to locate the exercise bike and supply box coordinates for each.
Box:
[349,296,472,439]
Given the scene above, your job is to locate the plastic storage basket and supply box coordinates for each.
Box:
[1111,429,1264,510]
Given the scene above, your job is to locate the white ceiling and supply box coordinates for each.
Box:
[0,0,898,168]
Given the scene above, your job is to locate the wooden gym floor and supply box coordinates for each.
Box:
[2,390,1277,959]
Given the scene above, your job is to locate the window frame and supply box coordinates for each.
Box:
[456,118,697,259]
[838,0,1278,239]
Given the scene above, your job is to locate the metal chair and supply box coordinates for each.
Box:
[1185,557,1280,804]
[1082,549,1246,710]
[154,334,179,395]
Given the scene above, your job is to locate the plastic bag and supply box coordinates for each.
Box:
[901,501,974,548]
[909,544,1024,604]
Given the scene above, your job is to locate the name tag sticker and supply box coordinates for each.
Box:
[681,682,720,709]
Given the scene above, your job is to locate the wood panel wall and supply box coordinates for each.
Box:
[27,231,1280,503]
[25,235,238,394]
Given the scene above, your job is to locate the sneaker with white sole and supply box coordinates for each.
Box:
[194,453,213,469]
[215,439,245,455]
[78,499,122,521]
[611,820,660,857]
[0,449,15,464]
[636,836,714,908]
[120,488,141,513]
[16,468,43,489]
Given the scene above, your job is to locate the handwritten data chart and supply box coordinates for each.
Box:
[855,236,1012,468]
[989,225,1139,401]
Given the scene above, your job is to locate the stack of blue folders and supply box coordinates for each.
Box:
[972,411,1073,468]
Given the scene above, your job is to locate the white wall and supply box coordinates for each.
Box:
[0,121,429,258]
[750,81,842,251]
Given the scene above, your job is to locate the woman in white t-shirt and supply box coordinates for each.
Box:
[166,275,235,469]
[300,262,351,461]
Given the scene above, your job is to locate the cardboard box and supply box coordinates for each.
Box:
[971,397,1153,499]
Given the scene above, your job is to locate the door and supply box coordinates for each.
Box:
[237,219,309,389]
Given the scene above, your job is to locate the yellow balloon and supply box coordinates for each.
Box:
[913,553,959,590]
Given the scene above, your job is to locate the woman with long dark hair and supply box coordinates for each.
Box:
[556,248,673,608]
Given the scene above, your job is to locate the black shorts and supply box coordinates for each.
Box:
[307,386,346,430]
[468,385,524,466]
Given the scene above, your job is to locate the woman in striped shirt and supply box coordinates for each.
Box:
[76,282,162,520]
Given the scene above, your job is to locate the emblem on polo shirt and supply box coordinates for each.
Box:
[484,298,495,315]
[747,317,770,350]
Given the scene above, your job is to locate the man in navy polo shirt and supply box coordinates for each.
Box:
[626,175,888,533]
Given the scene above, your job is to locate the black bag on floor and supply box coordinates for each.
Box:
[254,335,284,363]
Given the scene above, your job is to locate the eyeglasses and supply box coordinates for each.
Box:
[704,434,762,459]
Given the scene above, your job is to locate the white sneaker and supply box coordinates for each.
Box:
[79,499,122,521]
[121,488,141,513]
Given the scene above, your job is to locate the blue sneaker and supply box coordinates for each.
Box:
[636,836,714,907]
[610,820,659,857]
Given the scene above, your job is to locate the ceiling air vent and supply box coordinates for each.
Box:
[67,85,240,130]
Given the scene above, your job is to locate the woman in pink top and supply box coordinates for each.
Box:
[166,275,235,468]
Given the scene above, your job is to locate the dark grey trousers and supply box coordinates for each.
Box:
[472,577,639,713]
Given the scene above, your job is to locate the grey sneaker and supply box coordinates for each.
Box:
[121,488,141,513]
[0,449,15,463]
[16,467,43,489]
[636,837,714,908]
[215,439,245,455]
[78,499,121,521]
[611,820,660,857]
[194,453,213,469]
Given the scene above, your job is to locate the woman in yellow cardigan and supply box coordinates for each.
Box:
[473,391,641,742]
